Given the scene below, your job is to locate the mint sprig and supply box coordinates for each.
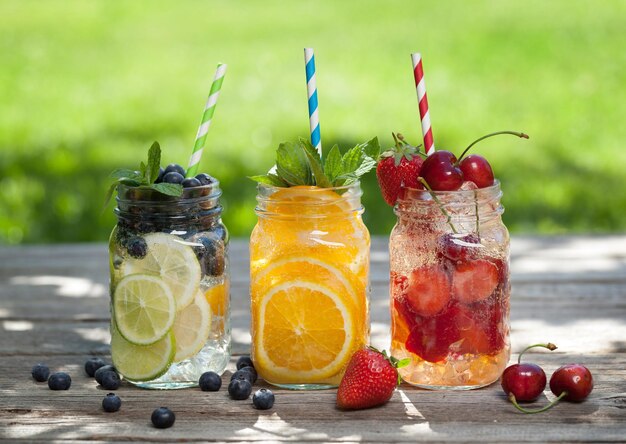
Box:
[251,137,380,188]
[104,141,183,207]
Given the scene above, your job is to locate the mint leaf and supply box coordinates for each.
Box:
[109,169,143,181]
[138,161,148,184]
[301,139,332,188]
[323,145,342,183]
[276,141,311,186]
[147,141,161,184]
[103,183,118,208]
[359,136,380,160]
[150,183,183,196]
[341,144,364,175]
[249,174,288,187]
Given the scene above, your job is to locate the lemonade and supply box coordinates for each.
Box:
[250,184,370,388]
[108,176,230,389]
[248,137,378,389]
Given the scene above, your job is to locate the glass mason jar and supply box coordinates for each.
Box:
[108,182,230,389]
[250,183,370,390]
[389,181,510,390]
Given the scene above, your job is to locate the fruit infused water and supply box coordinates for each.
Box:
[249,138,378,389]
[389,182,510,389]
[107,145,230,389]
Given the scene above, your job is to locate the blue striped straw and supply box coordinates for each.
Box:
[304,48,321,155]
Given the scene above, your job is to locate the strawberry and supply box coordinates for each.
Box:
[404,264,451,316]
[452,259,499,304]
[376,133,424,206]
[336,347,408,410]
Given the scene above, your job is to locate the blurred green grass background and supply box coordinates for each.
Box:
[1,0,625,244]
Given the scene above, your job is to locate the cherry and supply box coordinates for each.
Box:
[501,343,556,404]
[549,364,593,402]
[438,233,482,263]
[419,150,464,191]
[459,154,494,188]
[501,363,547,402]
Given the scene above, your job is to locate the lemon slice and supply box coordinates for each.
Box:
[111,322,175,382]
[172,290,212,362]
[121,233,201,310]
[113,274,176,345]
[253,280,356,383]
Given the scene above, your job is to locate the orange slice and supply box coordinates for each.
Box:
[253,280,356,383]
[204,281,229,317]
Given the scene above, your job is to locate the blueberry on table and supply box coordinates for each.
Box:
[231,367,257,384]
[236,356,254,371]
[199,371,222,391]
[151,407,175,429]
[84,357,106,377]
[100,371,121,390]
[48,372,71,390]
[102,393,122,412]
[94,365,117,384]
[163,172,185,184]
[31,363,50,382]
[228,378,252,400]
[195,173,215,185]
[182,177,202,188]
[164,164,186,177]
[155,167,165,183]
[253,388,275,410]
[126,237,147,259]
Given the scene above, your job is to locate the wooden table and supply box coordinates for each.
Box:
[1,236,625,443]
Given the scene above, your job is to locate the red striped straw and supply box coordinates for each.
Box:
[411,53,435,155]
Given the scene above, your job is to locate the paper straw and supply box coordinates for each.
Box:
[304,48,321,155]
[411,53,435,155]
[186,63,227,178]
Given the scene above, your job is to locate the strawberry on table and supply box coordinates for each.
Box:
[376,133,424,206]
[336,347,409,410]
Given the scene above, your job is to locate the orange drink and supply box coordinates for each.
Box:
[250,183,370,389]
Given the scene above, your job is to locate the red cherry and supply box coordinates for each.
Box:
[419,150,464,191]
[501,363,547,402]
[404,265,451,316]
[438,233,482,263]
[459,154,495,188]
[549,364,593,402]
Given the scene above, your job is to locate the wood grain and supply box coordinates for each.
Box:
[1,236,625,442]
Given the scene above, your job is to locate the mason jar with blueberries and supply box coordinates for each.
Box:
[108,167,230,389]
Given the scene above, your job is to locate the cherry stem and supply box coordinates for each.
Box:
[474,189,480,233]
[457,131,530,162]
[418,178,458,234]
[518,342,558,364]
[509,392,568,414]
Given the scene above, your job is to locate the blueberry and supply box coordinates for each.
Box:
[48,372,71,390]
[126,237,147,259]
[199,371,222,391]
[228,378,252,400]
[151,407,175,429]
[155,167,165,183]
[195,173,215,186]
[100,371,121,390]
[236,356,254,371]
[252,388,275,410]
[102,393,121,412]
[84,357,106,377]
[164,164,186,177]
[195,234,225,276]
[95,365,117,384]
[231,367,257,384]
[182,177,202,188]
[163,172,185,184]
[212,224,229,243]
[31,363,50,382]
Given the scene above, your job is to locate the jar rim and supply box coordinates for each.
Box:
[256,180,361,194]
[116,180,221,203]
[396,180,501,203]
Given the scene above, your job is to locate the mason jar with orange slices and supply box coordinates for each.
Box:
[249,137,378,389]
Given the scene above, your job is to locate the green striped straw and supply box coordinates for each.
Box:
[186,63,227,178]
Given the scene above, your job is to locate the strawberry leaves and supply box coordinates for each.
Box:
[251,137,380,188]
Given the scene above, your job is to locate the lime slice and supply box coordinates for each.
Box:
[113,274,176,345]
[172,290,212,362]
[121,232,201,310]
[111,322,175,382]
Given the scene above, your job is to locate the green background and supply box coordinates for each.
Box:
[1,0,624,244]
